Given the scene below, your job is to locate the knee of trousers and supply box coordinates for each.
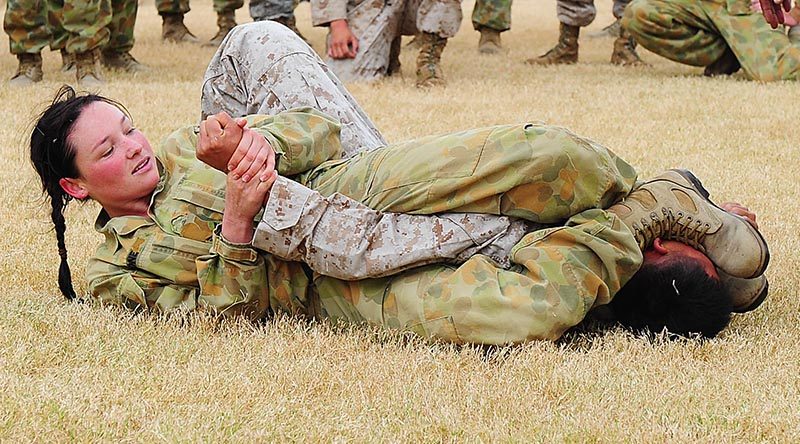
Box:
[620,0,651,39]
[221,21,314,58]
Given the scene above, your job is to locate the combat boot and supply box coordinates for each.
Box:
[588,18,621,39]
[102,50,149,73]
[718,270,769,313]
[60,48,75,73]
[607,169,769,279]
[704,47,740,76]
[271,15,308,43]
[161,13,199,43]
[75,49,104,88]
[527,23,579,65]
[204,10,237,47]
[477,26,502,54]
[9,53,43,87]
[415,32,447,88]
[610,28,647,66]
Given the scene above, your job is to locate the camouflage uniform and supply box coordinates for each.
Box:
[250,0,297,20]
[472,0,512,32]
[155,0,244,15]
[557,0,632,27]
[46,0,113,54]
[88,22,642,344]
[4,0,50,55]
[310,0,463,81]
[623,0,800,81]
[106,0,139,55]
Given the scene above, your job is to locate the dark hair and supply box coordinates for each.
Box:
[29,85,127,300]
[609,257,732,338]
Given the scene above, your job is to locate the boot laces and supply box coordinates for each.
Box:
[633,207,711,251]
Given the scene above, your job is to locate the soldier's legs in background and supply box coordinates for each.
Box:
[102,0,148,72]
[303,123,637,223]
[557,0,597,27]
[204,0,243,46]
[200,21,386,157]
[314,206,642,344]
[414,0,461,86]
[158,0,198,43]
[472,0,512,32]
[4,0,48,84]
[250,0,307,41]
[46,0,111,85]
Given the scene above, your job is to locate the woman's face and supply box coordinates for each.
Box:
[60,101,160,217]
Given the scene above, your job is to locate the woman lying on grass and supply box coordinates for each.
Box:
[28,22,768,344]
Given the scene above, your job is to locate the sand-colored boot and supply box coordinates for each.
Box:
[610,28,647,66]
[161,13,199,43]
[718,270,769,313]
[271,15,308,43]
[527,23,579,65]
[9,53,43,87]
[478,27,502,54]
[75,49,104,88]
[415,32,447,88]
[204,10,237,47]
[608,169,769,279]
[102,50,149,73]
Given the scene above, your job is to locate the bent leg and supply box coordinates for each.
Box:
[200,21,386,158]
[302,123,637,223]
[623,0,728,67]
[314,208,642,344]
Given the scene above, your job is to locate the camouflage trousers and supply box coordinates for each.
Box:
[623,0,800,81]
[156,0,244,15]
[472,0,512,32]
[201,22,642,343]
[250,0,299,20]
[558,0,631,27]
[324,0,463,82]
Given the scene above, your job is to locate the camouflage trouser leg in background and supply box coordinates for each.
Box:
[106,0,138,54]
[214,0,244,14]
[557,0,631,27]
[4,0,50,54]
[47,0,112,53]
[306,125,640,343]
[200,21,387,157]
[623,0,800,81]
[472,0,512,32]
[156,0,190,15]
[249,0,296,20]
[200,21,642,344]
[415,0,463,38]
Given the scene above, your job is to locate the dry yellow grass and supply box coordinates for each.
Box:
[1,0,799,441]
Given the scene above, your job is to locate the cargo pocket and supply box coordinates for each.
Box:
[405,316,460,342]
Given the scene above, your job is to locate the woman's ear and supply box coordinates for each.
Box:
[59,177,88,200]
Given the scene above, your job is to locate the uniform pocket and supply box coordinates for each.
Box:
[405,316,461,342]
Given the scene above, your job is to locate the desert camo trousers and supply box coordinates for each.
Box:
[472,0,512,32]
[558,0,632,27]
[4,0,136,54]
[200,22,643,344]
[623,0,800,81]
[155,0,298,18]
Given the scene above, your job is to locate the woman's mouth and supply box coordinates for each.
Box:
[132,157,151,174]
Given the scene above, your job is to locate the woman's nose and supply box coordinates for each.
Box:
[125,139,143,158]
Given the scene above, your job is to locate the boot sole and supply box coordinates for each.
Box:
[734,278,769,313]
[671,168,770,278]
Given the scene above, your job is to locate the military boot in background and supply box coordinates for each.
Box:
[610,27,647,66]
[527,23,579,65]
[415,32,448,88]
[271,15,308,43]
[607,169,769,279]
[204,9,237,47]
[9,53,43,86]
[102,50,149,73]
[162,13,200,43]
[587,18,621,39]
[60,48,75,73]
[75,49,104,88]
[477,26,502,54]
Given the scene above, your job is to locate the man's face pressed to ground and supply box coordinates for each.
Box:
[643,238,719,280]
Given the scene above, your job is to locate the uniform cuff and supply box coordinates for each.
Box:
[211,225,260,263]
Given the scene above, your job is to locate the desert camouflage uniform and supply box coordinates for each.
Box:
[88,22,643,344]
[472,0,512,32]
[623,0,800,81]
[558,0,631,27]
[156,0,244,15]
[310,0,462,81]
[4,0,50,54]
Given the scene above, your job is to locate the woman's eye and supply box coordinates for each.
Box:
[126,127,136,135]
[102,146,114,158]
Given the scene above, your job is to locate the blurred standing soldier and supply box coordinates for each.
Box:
[472,0,512,54]
[158,0,242,45]
[527,0,645,65]
[4,0,51,86]
[311,0,462,88]
[250,0,308,42]
[102,0,148,72]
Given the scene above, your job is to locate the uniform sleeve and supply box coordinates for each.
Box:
[252,176,526,280]
[244,107,345,176]
[310,0,349,26]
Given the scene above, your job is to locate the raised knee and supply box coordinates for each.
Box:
[224,21,312,55]
[621,0,649,37]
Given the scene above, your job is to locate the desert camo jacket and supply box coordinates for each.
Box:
[87,108,522,320]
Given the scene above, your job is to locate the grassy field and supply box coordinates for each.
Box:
[1,0,799,441]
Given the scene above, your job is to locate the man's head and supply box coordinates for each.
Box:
[609,238,733,338]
